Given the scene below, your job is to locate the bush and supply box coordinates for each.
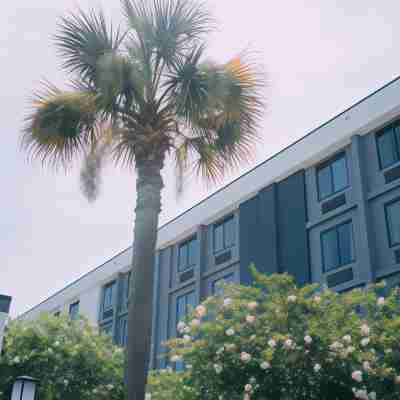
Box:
[151,268,400,400]
[0,314,125,400]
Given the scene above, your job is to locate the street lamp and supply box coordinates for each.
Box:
[11,376,38,400]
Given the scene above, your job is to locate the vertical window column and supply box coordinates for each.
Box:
[175,291,196,371]
[386,200,400,247]
[99,280,116,336]
[116,272,131,347]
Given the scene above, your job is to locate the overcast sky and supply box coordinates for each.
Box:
[2,1,400,317]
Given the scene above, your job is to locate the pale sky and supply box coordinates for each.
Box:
[2,1,400,317]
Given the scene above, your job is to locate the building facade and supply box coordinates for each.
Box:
[19,76,400,369]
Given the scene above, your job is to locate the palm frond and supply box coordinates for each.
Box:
[22,83,99,168]
[163,45,208,120]
[80,126,113,202]
[122,0,213,63]
[175,136,225,183]
[152,0,213,64]
[55,9,123,87]
[97,53,146,112]
[173,53,265,182]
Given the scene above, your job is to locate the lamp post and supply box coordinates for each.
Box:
[0,294,12,354]
[11,376,38,400]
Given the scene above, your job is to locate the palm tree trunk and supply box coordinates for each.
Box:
[126,159,164,400]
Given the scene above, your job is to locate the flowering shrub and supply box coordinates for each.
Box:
[0,314,124,400]
[149,268,400,400]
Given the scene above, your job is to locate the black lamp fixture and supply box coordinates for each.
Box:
[11,376,39,400]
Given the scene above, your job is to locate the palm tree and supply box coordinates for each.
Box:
[22,1,265,399]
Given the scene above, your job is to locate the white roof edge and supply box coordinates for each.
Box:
[18,247,133,319]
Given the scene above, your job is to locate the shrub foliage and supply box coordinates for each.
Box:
[0,314,124,400]
[149,268,400,400]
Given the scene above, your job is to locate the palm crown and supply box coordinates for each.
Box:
[23,0,264,196]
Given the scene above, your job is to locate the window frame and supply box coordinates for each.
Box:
[384,197,400,248]
[69,301,80,320]
[320,220,355,273]
[175,290,196,372]
[117,315,128,347]
[316,152,349,201]
[102,280,117,313]
[376,121,400,170]
[176,291,196,325]
[213,215,236,254]
[178,236,197,272]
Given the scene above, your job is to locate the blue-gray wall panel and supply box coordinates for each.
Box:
[239,196,259,284]
[259,185,280,275]
[277,171,311,286]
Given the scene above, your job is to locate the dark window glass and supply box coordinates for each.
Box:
[214,223,224,253]
[212,273,235,296]
[321,221,355,272]
[177,295,186,322]
[117,316,128,347]
[214,216,236,253]
[317,166,332,200]
[338,222,354,265]
[377,127,398,169]
[176,291,196,327]
[102,281,116,311]
[224,217,236,248]
[119,273,131,312]
[100,322,113,336]
[176,291,196,371]
[321,229,339,271]
[332,157,348,192]
[178,237,197,272]
[69,301,80,320]
[178,243,188,270]
[386,200,400,246]
[188,239,197,266]
[317,154,348,200]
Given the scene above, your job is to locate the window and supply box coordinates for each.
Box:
[317,154,349,200]
[212,274,235,296]
[214,216,236,253]
[69,301,80,320]
[321,221,355,272]
[178,237,197,272]
[376,123,400,169]
[100,322,113,336]
[176,291,196,324]
[117,316,128,347]
[119,272,131,312]
[386,200,400,247]
[176,291,196,371]
[102,281,116,312]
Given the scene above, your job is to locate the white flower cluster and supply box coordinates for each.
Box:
[352,388,376,400]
